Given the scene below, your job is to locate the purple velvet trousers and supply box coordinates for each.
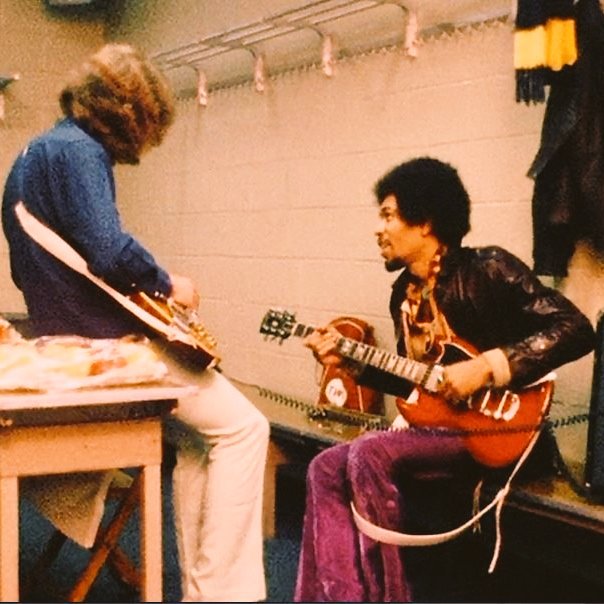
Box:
[294,428,474,602]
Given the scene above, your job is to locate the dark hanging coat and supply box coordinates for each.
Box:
[530,0,604,277]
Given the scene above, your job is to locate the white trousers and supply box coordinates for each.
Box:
[156,343,269,602]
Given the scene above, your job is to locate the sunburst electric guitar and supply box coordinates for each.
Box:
[260,309,554,468]
[15,201,220,369]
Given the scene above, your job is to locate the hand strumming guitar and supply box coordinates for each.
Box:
[169,273,200,310]
[440,355,494,403]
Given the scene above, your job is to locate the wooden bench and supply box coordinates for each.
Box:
[479,459,604,589]
[9,313,603,591]
[233,378,604,594]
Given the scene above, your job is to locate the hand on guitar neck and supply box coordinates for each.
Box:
[303,325,345,368]
[303,321,494,405]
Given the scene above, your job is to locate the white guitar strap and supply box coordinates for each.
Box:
[13,201,186,344]
[350,428,542,573]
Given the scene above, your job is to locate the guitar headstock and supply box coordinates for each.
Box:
[260,309,296,342]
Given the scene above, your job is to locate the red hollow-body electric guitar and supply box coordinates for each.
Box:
[260,309,554,468]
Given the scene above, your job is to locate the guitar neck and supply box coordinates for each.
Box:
[290,322,444,393]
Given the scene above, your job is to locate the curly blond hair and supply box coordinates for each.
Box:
[59,43,175,164]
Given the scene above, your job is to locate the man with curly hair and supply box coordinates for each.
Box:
[2,43,268,602]
[294,157,595,602]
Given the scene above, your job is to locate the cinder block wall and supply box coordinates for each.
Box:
[111,8,602,463]
[1,1,601,463]
[114,22,600,408]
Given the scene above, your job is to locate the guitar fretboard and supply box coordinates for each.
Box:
[291,322,443,393]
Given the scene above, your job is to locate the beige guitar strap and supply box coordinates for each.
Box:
[13,201,195,348]
[350,427,543,573]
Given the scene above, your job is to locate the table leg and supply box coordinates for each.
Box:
[140,464,162,602]
[0,476,19,602]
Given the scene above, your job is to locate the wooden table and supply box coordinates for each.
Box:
[0,382,196,602]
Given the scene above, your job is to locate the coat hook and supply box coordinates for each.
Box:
[195,68,209,106]
[182,65,208,106]
[321,33,335,77]
[306,26,335,77]
[0,73,20,90]
[381,2,419,58]
[0,73,20,122]
[246,48,266,93]
[404,10,419,58]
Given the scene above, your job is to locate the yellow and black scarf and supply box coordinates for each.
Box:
[515,0,578,104]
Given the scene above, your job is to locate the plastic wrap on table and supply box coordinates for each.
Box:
[0,334,168,391]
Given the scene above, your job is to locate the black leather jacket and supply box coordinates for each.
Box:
[360,246,595,397]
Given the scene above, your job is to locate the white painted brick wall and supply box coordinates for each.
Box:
[111,23,600,464]
[1,5,601,463]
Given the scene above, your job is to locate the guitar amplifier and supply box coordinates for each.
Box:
[584,311,604,496]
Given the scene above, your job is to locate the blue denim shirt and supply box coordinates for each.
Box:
[2,118,171,338]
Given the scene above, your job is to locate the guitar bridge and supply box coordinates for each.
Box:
[170,303,218,351]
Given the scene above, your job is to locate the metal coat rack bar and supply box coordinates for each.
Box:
[152,0,408,71]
